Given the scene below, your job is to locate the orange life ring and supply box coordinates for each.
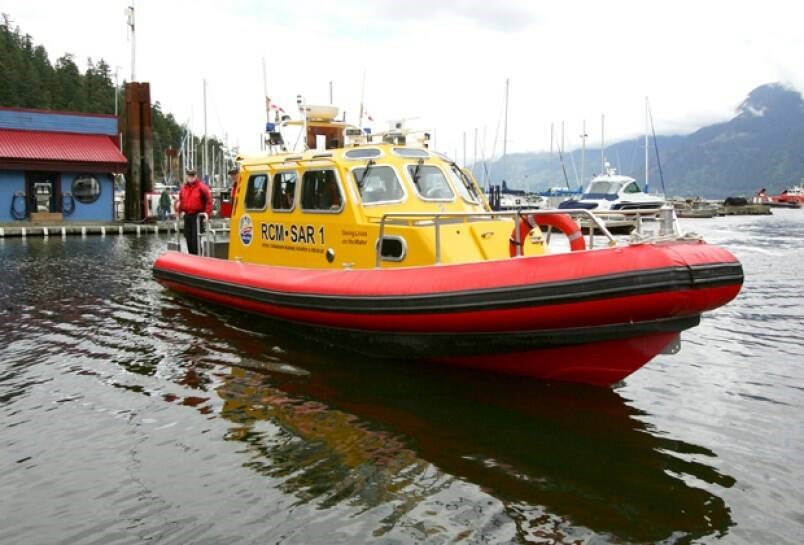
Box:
[509,213,586,257]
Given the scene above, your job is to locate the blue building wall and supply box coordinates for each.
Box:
[61,173,114,222]
[0,171,114,222]
[0,109,117,136]
[0,171,26,222]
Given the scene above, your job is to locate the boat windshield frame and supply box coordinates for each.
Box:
[405,162,456,202]
[349,163,409,207]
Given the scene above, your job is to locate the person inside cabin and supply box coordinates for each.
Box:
[320,178,342,209]
[176,169,213,255]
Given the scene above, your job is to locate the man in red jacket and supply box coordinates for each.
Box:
[175,169,212,255]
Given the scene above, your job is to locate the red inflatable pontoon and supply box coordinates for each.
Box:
[153,240,742,386]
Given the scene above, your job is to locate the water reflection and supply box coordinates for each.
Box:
[0,236,740,544]
[170,301,736,543]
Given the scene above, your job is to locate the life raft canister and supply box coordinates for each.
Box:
[509,213,586,257]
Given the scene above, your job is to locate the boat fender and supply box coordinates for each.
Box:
[509,213,585,257]
[10,191,27,220]
[62,193,76,216]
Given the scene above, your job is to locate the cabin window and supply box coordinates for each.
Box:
[271,171,297,211]
[344,148,381,160]
[301,169,343,212]
[72,174,101,204]
[407,163,454,201]
[393,147,430,158]
[378,236,407,261]
[447,164,480,204]
[352,165,405,204]
[244,174,269,210]
[624,182,642,194]
[586,181,618,195]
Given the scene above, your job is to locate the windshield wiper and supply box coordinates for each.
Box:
[411,158,424,187]
[358,159,375,188]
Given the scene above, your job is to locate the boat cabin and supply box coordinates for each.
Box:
[560,167,665,211]
[228,109,547,269]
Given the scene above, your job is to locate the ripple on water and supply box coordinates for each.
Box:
[0,216,803,544]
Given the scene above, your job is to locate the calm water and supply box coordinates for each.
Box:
[0,210,802,545]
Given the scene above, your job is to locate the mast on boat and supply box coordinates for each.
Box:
[645,96,650,193]
[580,120,587,188]
[502,78,509,158]
[600,113,605,173]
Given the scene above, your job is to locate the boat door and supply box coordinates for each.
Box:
[26,172,61,214]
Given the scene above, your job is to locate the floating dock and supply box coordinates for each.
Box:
[0,220,229,238]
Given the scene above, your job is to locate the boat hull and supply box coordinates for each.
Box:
[153,241,742,386]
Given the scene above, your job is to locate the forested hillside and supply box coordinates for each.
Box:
[0,16,219,181]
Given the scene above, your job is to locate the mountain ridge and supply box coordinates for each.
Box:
[477,83,804,198]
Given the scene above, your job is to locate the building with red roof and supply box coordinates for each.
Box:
[0,107,127,222]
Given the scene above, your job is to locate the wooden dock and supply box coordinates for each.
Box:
[0,220,229,238]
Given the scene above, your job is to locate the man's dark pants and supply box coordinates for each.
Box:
[184,213,205,255]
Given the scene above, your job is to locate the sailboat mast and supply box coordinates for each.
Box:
[580,120,587,187]
[203,78,208,179]
[600,114,605,172]
[645,96,650,193]
[502,78,509,158]
[549,123,554,185]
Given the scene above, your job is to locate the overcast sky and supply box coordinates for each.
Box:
[4,0,804,160]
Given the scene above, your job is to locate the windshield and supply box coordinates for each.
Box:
[407,164,454,200]
[447,164,480,204]
[352,165,405,204]
[585,181,621,195]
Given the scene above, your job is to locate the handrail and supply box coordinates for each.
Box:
[373,208,619,267]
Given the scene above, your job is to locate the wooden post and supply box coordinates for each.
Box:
[124,82,155,220]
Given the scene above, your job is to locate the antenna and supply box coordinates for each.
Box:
[358,69,366,129]
[126,2,136,81]
[262,57,270,125]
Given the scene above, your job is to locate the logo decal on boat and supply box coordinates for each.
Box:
[239,214,254,246]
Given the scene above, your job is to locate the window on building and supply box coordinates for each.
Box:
[301,170,343,211]
[407,163,454,200]
[352,165,405,204]
[244,174,268,210]
[72,174,101,204]
[271,171,297,211]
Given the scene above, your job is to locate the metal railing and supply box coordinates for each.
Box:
[170,212,230,257]
[374,208,620,267]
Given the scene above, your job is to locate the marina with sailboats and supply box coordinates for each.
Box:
[1,2,804,545]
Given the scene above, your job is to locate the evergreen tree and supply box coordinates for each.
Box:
[0,16,225,181]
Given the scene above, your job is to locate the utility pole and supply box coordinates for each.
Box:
[329,81,333,105]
